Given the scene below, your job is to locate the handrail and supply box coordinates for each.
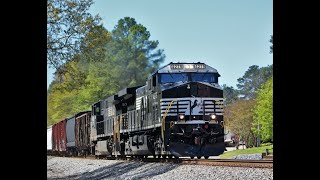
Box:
[162,99,176,130]
[161,99,176,143]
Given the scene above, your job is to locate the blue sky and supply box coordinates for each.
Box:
[47,0,273,89]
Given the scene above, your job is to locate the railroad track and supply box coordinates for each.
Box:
[181,159,273,168]
[49,155,273,168]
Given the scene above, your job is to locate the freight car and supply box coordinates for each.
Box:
[50,111,91,156]
[52,119,67,155]
[48,62,226,159]
[47,126,52,153]
[66,111,91,156]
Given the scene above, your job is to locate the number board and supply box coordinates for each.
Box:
[170,64,183,69]
[170,64,206,69]
[193,64,206,69]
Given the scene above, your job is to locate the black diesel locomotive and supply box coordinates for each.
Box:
[90,62,225,159]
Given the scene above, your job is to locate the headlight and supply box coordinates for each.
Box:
[179,114,185,120]
[210,114,216,120]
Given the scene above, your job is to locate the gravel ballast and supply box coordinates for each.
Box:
[232,154,263,160]
[47,156,273,180]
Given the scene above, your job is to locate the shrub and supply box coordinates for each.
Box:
[260,142,273,147]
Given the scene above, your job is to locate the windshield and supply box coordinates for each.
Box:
[191,73,217,83]
[159,73,218,84]
[159,73,188,83]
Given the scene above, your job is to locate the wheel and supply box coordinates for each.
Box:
[204,156,209,159]
[190,156,194,159]
[197,156,201,159]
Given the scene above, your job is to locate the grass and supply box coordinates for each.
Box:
[219,145,273,159]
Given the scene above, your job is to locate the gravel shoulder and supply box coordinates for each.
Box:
[47,156,273,180]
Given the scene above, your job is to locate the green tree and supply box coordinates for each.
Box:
[47,17,165,126]
[79,61,119,106]
[252,77,273,142]
[47,83,79,125]
[236,65,273,99]
[107,17,165,88]
[53,25,111,91]
[80,25,111,62]
[224,99,256,148]
[222,84,239,105]
[47,0,102,73]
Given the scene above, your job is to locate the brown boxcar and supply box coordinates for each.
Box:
[52,119,67,154]
[75,111,91,156]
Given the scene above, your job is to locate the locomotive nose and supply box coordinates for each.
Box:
[162,81,223,99]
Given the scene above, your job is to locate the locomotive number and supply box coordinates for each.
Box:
[194,64,206,69]
[170,64,183,69]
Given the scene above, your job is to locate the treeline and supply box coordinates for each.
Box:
[47,16,165,126]
[223,64,273,147]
